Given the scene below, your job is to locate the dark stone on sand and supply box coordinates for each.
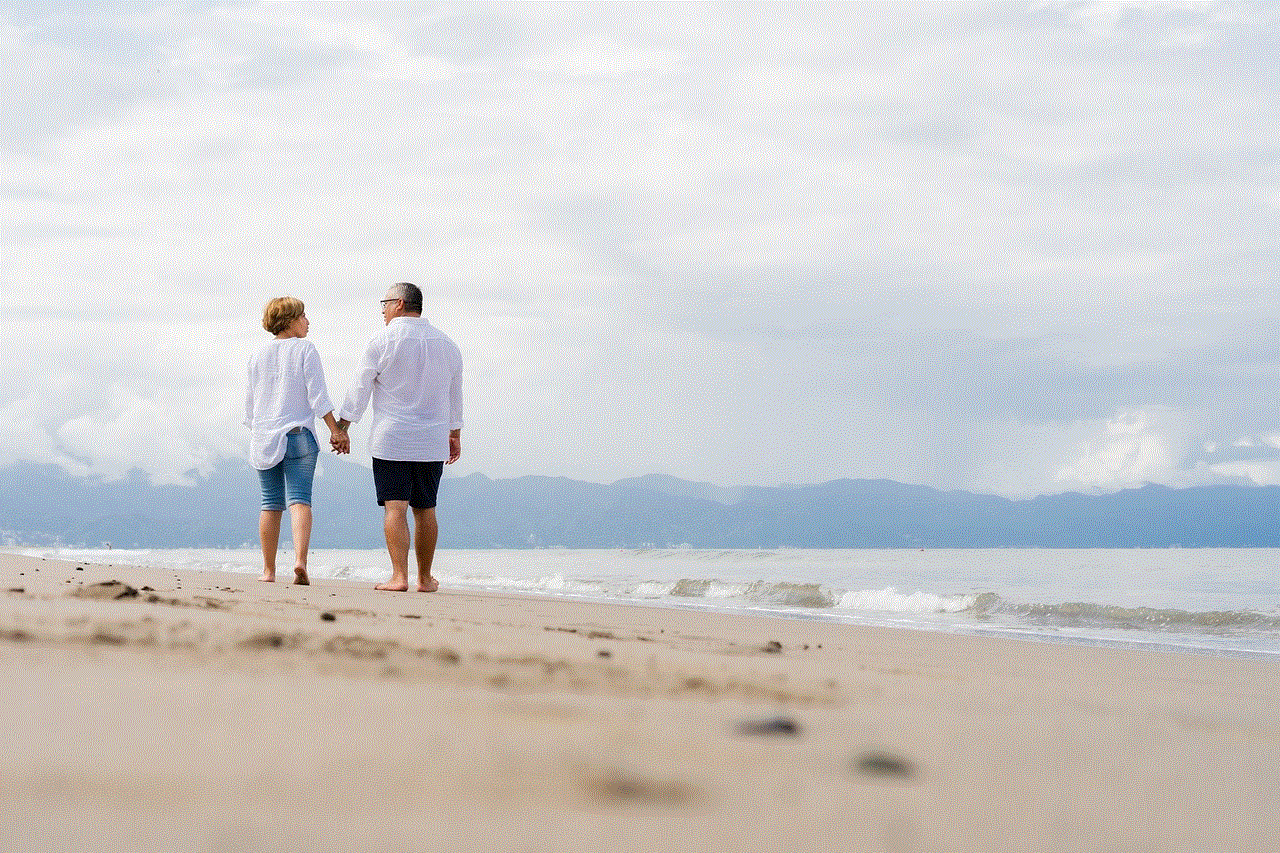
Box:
[75,566,83,571]
[72,580,138,600]
[762,640,783,653]
[8,587,23,594]
[321,612,336,621]
[735,716,800,737]
[854,751,916,780]
[597,649,612,658]
[141,586,153,591]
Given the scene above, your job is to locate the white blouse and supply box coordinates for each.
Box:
[243,337,334,470]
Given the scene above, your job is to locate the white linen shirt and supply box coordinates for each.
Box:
[243,337,335,470]
[338,317,463,462]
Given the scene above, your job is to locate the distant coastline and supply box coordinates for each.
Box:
[3,458,1277,549]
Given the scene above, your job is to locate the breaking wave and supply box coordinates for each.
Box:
[554,576,1280,638]
[635,578,974,613]
[971,593,1280,632]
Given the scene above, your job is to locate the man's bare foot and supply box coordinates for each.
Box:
[293,566,309,586]
[259,572,275,582]
[375,580,409,591]
[418,577,439,592]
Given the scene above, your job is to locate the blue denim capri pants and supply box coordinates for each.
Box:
[258,427,319,511]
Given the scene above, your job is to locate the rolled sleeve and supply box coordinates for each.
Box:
[302,344,334,418]
[339,338,381,423]
[243,361,255,429]
[449,366,463,430]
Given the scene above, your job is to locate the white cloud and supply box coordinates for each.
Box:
[1,2,1276,495]
[1055,410,1188,491]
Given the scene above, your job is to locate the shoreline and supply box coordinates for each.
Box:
[7,545,1277,662]
[2,551,1277,852]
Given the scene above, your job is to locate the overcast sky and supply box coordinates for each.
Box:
[2,1,1277,498]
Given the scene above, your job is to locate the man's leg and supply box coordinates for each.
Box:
[258,510,283,582]
[412,506,439,592]
[378,499,412,591]
[288,503,312,585]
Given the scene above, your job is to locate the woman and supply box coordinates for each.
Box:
[244,296,349,584]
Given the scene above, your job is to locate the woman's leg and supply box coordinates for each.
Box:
[282,430,320,585]
[257,465,286,582]
[258,510,283,581]
[288,503,312,585]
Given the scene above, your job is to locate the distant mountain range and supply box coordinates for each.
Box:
[1,459,1276,549]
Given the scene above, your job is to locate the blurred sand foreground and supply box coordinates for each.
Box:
[1,552,1275,853]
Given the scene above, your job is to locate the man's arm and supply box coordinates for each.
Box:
[447,346,463,464]
[337,337,381,425]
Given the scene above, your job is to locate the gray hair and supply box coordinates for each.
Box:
[392,282,423,314]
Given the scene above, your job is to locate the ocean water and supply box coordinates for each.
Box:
[10,547,1279,659]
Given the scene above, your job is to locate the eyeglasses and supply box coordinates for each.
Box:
[379,298,401,309]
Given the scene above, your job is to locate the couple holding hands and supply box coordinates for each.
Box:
[243,282,463,592]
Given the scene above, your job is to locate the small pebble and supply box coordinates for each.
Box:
[762,640,783,653]
[597,649,612,658]
[321,612,336,622]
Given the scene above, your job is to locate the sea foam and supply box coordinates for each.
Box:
[837,587,977,613]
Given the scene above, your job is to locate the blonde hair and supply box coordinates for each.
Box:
[262,296,305,335]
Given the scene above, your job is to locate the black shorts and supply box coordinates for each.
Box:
[372,459,444,509]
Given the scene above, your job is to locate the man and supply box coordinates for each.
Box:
[336,283,463,592]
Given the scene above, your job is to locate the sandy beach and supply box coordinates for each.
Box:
[1,551,1275,853]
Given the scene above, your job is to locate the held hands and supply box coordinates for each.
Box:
[329,424,350,455]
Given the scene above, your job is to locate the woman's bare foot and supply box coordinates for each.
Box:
[259,571,275,582]
[293,566,309,586]
[375,579,409,591]
[418,577,439,592]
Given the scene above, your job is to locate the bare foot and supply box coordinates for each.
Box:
[375,580,409,592]
[293,566,309,586]
[259,572,275,582]
[418,577,439,592]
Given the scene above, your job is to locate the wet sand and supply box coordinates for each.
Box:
[1,551,1275,852]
